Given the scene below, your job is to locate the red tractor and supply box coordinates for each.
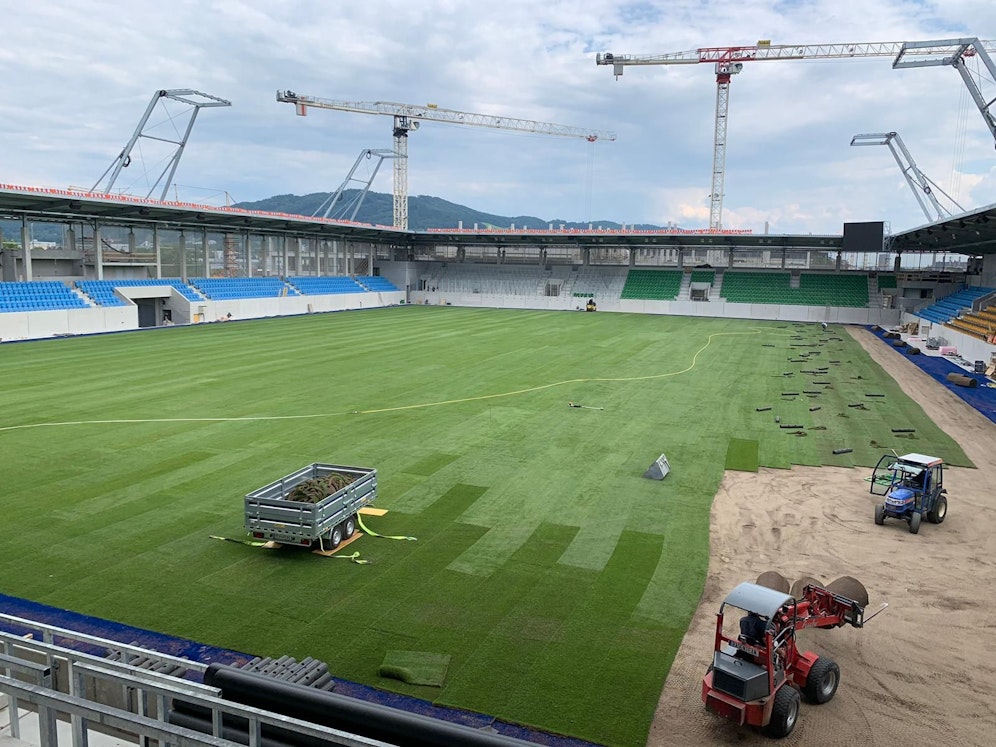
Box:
[701,578,869,738]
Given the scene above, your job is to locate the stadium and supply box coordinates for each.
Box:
[3,39,996,747]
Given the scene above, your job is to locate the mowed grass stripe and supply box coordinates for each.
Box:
[0,308,970,746]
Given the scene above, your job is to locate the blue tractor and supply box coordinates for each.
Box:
[870,453,948,534]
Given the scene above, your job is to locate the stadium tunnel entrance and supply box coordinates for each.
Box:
[136,297,158,327]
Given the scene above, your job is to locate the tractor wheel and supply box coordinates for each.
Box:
[762,685,801,739]
[874,504,885,525]
[928,496,948,524]
[802,657,840,704]
[329,524,343,549]
[909,511,921,534]
[343,515,357,538]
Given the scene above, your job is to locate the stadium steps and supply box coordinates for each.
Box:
[914,286,996,324]
[677,271,692,300]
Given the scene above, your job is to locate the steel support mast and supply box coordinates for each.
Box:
[277,91,616,230]
[893,38,996,145]
[850,132,964,221]
[90,89,231,201]
[597,38,996,230]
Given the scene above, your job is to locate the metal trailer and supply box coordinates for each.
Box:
[244,463,377,549]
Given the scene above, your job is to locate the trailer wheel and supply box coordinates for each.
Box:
[909,511,921,534]
[343,516,356,538]
[762,685,800,738]
[928,495,947,524]
[802,657,840,704]
[874,504,885,525]
[329,524,343,549]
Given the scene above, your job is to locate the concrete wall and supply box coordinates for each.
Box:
[0,306,136,342]
[0,292,405,342]
[407,286,901,327]
[902,312,996,365]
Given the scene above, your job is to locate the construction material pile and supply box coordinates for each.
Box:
[287,473,356,503]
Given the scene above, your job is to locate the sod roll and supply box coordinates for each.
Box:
[946,372,979,388]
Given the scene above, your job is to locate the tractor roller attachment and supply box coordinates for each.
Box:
[825,576,870,608]
[790,575,824,601]
[755,570,791,594]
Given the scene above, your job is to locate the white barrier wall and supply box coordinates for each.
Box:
[407,289,901,327]
[0,292,405,343]
[200,291,404,321]
[902,312,996,364]
[0,306,136,342]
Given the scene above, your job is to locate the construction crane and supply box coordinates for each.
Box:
[277,91,616,230]
[850,132,964,222]
[597,37,996,230]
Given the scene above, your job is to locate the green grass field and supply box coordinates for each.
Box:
[0,306,970,746]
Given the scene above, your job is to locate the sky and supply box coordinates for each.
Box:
[1,0,994,235]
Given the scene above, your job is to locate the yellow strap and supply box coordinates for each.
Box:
[332,551,370,564]
[356,513,417,541]
[209,535,268,547]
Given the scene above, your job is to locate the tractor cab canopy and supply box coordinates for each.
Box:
[897,453,943,468]
[871,453,943,496]
[721,582,794,619]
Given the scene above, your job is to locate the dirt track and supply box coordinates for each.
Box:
[647,326,996,747]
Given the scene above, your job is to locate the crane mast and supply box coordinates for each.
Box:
[597,38,996,230]
[277,91,616,230]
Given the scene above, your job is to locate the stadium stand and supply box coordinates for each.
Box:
[719,271,791,304]
[76,278,204,306]
[944,301,996,341]
[690,270,716,284]
[188,277,298,300]
[426,265,546,296]
[570,265,629,298]
[914,286,996,324]
[287,275,366,294]
[877,274,898,290]
[620,269,683,300]
[0,281,90,312]
[355,275,400,292]
[720,272,869,307]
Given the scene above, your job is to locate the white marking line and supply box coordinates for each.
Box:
[1,328,780,432]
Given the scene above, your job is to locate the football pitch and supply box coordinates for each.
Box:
[0,306,969,746]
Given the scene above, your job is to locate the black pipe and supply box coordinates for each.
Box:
[200,663,537,747]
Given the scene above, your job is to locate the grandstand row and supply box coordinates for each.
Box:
[3,264,995,362]
[2,183,995,363]
[3,261,996,361]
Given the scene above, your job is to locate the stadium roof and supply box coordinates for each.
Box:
[2,184,995,256]
[891,202,996,256]
[0,184,408,244]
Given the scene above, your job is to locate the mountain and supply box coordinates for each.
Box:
[0,191,670,247]
[233,190,672,231]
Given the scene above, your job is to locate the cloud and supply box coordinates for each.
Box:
[1,0,994,235]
